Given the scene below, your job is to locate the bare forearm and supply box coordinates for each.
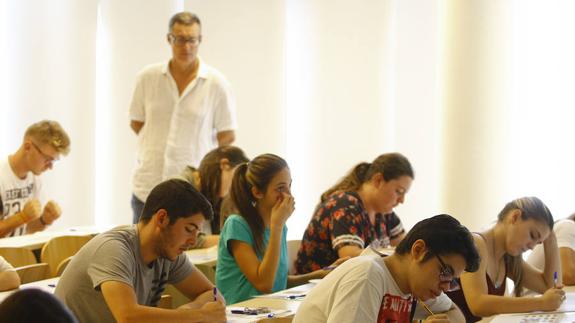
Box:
[0,271,20,291]
[255,226,283,292]
[216,131,235,146]
[25,217,46,234]
[0,216,26,237]
[130,121,144,135]
[542,234,561,289]
[287,270,326,287]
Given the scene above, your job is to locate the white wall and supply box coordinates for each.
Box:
[1,0,575,239]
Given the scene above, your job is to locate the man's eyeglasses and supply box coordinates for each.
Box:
[31,142,58,164]
[436,254,459,291]
[168,34,201,46]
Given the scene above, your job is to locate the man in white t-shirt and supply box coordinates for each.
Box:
[129,11,237,223]
[294,214,480,323]
[528,214,575,285]
[0,120,70,237]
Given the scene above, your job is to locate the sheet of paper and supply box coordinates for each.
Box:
[226,307,291,322]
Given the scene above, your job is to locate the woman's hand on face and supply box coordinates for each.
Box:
[270,192,295,229]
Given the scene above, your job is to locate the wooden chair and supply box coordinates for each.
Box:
[55,256,73,277]
[0,247,37,267]
[16,263,49,284]
[287,239,302,275]
[40,235,93,277]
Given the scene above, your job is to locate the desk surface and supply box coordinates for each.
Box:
[0,226,111,250]
[482,285,575,322]
[0,277,59,303]
[228,282,317,321]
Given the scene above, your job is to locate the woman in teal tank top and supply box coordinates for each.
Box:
[216,154,346,304]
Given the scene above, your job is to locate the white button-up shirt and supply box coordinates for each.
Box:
[129,58,237,201]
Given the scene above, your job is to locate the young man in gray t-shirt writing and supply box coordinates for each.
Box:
[55,179,225,323]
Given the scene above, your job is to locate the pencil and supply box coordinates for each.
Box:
[418,299,435,316]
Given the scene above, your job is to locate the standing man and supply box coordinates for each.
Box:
[55,179,226,323]
[129,12,237,223]
[0,120,70,237]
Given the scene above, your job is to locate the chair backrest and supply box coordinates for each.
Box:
[287,239,302,275]
[0,247,37,267]
[55,256,73,277]
[16,263,49,284]
[41,235,93,277]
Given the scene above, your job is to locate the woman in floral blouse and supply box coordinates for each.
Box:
[295,152,414,274]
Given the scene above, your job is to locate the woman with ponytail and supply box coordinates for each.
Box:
[180,146,249,248]
[295,152,414,274]
[446,197,565,322]
[215,154,343,304]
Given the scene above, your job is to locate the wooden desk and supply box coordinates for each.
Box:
[0,226,111,250]
[227,282,317,322]
[0,277,59,303]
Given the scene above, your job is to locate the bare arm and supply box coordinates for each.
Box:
[560,247,575,285]
[173,267,222,304]
[0,199,41,237]
[26,200,61,234]
[130,121,144,135]
[202,235,219,248]
[230,226,283,293]
[0,271,20,291]
[522,231,561,292]
[101,281,225,323]
[216,130,235,146]
[460,234,562,318]
[229,194,293,293]
[337,245,363,259]
[287,257,349,287]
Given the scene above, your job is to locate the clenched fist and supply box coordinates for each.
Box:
[42,200,61,225]
[21,199,41,223]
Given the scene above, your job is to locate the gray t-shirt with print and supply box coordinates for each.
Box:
[55,225,193,323]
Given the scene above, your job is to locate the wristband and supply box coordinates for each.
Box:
[39,215,47,226]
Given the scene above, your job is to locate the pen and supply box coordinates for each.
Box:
[286,294,306,299]
[213,287,218,301]
[554,271,558,288]
[322,266,336,271]
[418,299,435,316]
[231,310,257,315]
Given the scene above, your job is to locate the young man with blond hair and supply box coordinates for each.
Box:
[0,120,70,237]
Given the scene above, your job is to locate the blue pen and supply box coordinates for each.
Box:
[554,271,558,288]
[213,287,218,301]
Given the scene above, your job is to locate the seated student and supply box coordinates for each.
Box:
[0,120,70,237]
[55,179,226,323]
[216,154,346,304]
[295,152,414,274]
[293,214,481,323]
[0,255,20,291]
[180,145,249,248]
[446,197,565,322]
[528,213,575,285]
[0,289,77,323]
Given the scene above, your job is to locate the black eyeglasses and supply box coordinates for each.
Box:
[435,254,459,291]
[168,34,201,46]
[31,142,58,164]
